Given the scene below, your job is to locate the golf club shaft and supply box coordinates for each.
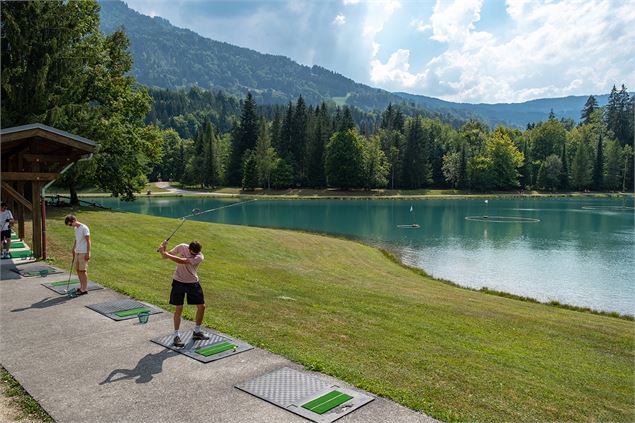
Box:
[157,218,186,252]
[65,254,75,292]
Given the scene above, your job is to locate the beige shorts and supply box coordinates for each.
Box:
[75,253,89,272]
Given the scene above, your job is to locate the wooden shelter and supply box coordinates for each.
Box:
[1,124,97,259]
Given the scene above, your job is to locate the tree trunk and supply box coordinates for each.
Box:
[69,185,79,206]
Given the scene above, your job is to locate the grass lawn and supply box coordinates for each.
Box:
[43,207,634,422]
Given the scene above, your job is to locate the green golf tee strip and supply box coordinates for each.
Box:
[195,342,236,357]
[50,279,80,286]
[9,250,32,258]
[10,242,26,248]
[114,307,151,317]
[302,391,353,415]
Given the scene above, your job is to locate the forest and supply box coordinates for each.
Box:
[147,86,634,193]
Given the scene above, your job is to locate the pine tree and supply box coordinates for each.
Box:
[339,107,355,131]
[241,150,258,190]
[592,134,604,190]
[201,121,218,188]
[401,117,431,188]
[605,85,620,140]
[228,92,258,185]
[604,140,623,191]
[291,96,308,183]
[559,142,569,190]
[571,142,592,190]
[580,95,598,125]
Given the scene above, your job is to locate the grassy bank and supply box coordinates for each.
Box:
[43,207,634,422]
[0,367,53,422]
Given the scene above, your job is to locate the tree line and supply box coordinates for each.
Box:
[151,88,634,192]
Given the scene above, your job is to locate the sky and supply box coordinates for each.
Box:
[122,0,635,104]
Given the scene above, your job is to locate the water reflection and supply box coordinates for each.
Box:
[85,196,634,314]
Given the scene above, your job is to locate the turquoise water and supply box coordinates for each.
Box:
[85,196,634,314]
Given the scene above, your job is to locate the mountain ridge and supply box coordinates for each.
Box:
[99,0,619,129]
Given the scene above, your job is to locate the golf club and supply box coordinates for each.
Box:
[156,208,202,252]
[64,254,76,293]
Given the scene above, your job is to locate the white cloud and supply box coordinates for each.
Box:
[362,0,402,38]
[343,0,360,5]
[333,14,346,25]
[370,49,428,88]
[410,18,431,32]
[369,0,635,103]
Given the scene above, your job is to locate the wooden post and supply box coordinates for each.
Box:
[32,181,42,258]
[17,182,25,239]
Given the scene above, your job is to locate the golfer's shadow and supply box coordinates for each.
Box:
[100,348,178,385]
[11,296,71,312]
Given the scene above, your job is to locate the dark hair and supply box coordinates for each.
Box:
[189,241,202,255]
[64,214,77,226]
[0,202,7,208]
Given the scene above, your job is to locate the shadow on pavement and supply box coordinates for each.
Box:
[100,349,179,385]
[11,296,72,312]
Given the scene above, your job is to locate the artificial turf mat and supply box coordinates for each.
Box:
[195,341,236,357]
[302,391,353,415]
[50,279,80,286]
[114,307,151,317]
[9,250,33,258]
[10,242,26,248]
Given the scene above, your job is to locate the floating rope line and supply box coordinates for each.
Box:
[465,216,540,223]
[182,199,258,219]
[581,205,635,210]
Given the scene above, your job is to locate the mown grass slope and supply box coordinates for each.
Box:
[44,208,634,422]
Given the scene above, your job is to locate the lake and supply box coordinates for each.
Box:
[83,196,634,315]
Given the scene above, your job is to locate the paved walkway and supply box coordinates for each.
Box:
[0,258,436,423]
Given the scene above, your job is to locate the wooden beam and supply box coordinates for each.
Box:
[0,182,33,210]
[1,172,58,181]
[22,154,75,163]
[1,128,96,153]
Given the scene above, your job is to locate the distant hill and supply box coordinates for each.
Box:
[99,0,619,129]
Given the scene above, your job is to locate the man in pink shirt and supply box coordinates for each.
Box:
[158,239,209,347]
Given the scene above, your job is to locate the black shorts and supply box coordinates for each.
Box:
[169,280,205,305]
[1,230,11,241]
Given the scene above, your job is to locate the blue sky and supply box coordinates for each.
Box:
[123,0,635,104]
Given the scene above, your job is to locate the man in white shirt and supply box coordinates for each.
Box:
[1,202,14,259]
[65,214,91,295]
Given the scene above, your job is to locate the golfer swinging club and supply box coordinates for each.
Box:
[158,239,210,347]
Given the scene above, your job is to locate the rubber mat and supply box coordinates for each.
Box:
[86,299,162,321]
[235,367,373,423]
[42,279,104,294]
[151,330,252,363]
[11,265,64,277]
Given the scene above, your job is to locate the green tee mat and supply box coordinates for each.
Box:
[301,391,353,415]
[50,279,80,286]
[10,234,19,240]
[195,341,236,357]
[10,242,26,248]
[151,330,253,363]
[9,250,33,258]
[114,307,151,317]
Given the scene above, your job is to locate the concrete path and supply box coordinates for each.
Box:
[0,259,436,423]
